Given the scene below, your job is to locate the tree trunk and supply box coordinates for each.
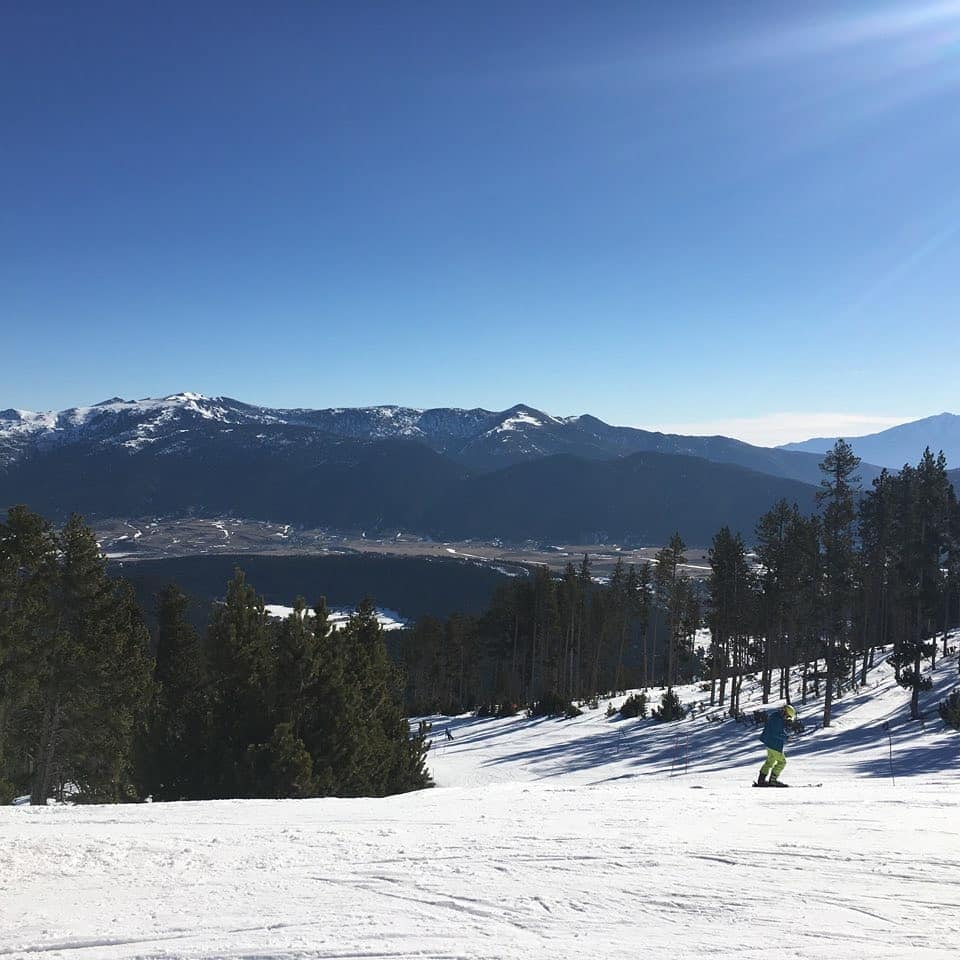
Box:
[31,693,62,806]
[761,632,770,704]
[911,650,922,720]
[823,643,834,728]
[614,617,627,694]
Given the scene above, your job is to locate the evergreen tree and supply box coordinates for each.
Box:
[786,512,823,703]
[34,516,153,802]
[817,440,861,727]
[655,532,687,688]
[858,470,896,685]
[634,561,653,688]
[275,597,320,736]
[331,598,430,796]
[0,511,155,804]
[889,450,953,719]
[755,501,795,703]
[304,596,352,795]
[205,568,273,797]
[652,688,685,722]
[0,506,60,801]
[557,562,581,698]
[259,721,316,797]
[77,579,153,801]
[707,526,752,710]
[145,583,210,800]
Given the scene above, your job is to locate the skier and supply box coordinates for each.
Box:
[756,704,796,787]
[444,727,454,742]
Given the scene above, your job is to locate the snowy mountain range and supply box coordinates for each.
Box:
[780,412,960,471]
[2,393,955,545]
[0,392,846,482]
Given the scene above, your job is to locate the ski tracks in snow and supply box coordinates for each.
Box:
[3,783,960,959]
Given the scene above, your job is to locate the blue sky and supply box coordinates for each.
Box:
[2,1,958,445]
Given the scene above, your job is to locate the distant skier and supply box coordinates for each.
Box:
[444,727,454,742]
[756,704,796,787]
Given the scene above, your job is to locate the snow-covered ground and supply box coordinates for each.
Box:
[3,640,959,959]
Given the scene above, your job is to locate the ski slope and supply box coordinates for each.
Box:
[2,641,959,960]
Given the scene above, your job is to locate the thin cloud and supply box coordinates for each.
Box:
[643,413,920,448]
[728,0,960,63]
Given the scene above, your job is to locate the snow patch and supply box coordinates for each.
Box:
[264,603,408,631]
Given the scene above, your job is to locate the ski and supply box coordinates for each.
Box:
[752,782,822,788]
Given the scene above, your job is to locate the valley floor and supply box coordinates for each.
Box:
[3,643,958,960]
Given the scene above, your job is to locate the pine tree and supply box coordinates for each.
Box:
[305,595,352,795]
[889,450,953,719]
[323,598,430,796]
[145,583,210,800]
[557,562,581,698]
[652,688,685,722]
[6,513,154,804]
[205,568,273,797]
[655,532,687,688]
[786,512,822,704]
[707,526,752,710]
[755,501,795,703]
[275,597,320,736]
[80,579,153,801]
[0,506,60,801]
[858,470,896,685]
[817,440,861,727]
[248,723,317,798]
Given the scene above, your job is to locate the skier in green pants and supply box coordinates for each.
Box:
[757,704,796,787]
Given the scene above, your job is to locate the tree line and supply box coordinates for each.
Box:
[398,536,703,717]
[0,507,430,805]
[2,440,956,804]
[400,442,960,727]
[708,442,960,726]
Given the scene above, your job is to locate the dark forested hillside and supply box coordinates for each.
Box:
[1,431,818,546]
[0,431,464,527]
[423,452,819,546]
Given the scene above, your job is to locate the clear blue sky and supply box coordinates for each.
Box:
[3,1,959,444]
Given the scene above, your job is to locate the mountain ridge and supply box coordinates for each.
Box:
[8,393,957,548]
[0,392,874,485]
[780,412,960,470]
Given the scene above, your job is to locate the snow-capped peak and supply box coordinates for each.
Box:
[0,394,600,469]
[489,404,557,434]
[162,391,208,403]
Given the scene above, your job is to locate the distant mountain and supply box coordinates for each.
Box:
[0,392,868,485]
[423,452,818,546]
[0,393,823,545]
[780,413,960,472]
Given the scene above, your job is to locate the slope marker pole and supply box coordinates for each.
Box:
[882,720,895,787]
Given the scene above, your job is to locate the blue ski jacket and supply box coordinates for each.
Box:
[760,711,788,753]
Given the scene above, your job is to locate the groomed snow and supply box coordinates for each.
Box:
[3,640,959,959]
